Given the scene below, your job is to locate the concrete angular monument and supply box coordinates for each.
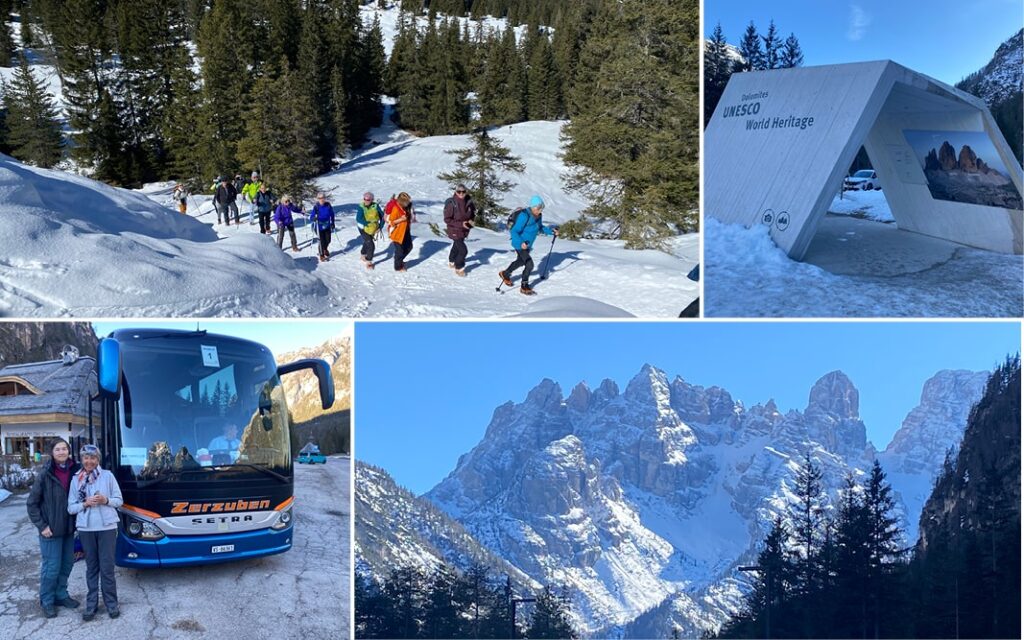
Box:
[705,60,1024,259]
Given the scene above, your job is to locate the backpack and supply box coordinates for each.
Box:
[507,208,529,232]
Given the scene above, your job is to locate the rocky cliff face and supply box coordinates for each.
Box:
[412,365,982,637]
[275,332,352,422]
[926,143,995,175]
[956,29,1023,105]
[0,322,98,366]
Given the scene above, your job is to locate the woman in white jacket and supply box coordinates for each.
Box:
[68,444,123,621]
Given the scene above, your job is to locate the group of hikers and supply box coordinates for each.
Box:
[171,175,559,294]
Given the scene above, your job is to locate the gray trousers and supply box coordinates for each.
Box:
[79,529,117,611]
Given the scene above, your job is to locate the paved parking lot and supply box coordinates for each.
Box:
[0,457,350,640]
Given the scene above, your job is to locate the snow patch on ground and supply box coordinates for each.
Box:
[828,188,894,222]
[704,218,1023,317]
[362,1,533,58]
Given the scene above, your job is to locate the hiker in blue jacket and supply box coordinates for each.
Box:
[498,195,557,295]
[309,192,337,262]
[274,194,302,252]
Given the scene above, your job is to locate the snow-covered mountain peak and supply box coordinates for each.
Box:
[882,369,989,473]
[806,370,860,419]
[624,363,673,405]
[956,29,1023,105]
[593,378,620,405]
[524,377,564,410]
[370,365,989,638]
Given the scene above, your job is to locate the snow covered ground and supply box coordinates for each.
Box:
[0,115,697,317]
[0,5,697,318]
[828,188,894,222]
[136,106,699,318]
[704,218,1024,317]
[361,1,533,58]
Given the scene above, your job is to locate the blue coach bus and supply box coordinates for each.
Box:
[90,328,334,568]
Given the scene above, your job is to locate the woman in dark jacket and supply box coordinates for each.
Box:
[443,183,476,277]
[26,438,81,618]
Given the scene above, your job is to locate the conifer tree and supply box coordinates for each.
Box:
[780,33,803,68]
[2,54,63,167]
[50,0,125,182]
[737,21,763,71]
[0,0,13,65]
[703,21,733,127]
[330,67,349,159]
[236,65,319,199]
[562,0,699,247]
[479,24,526,125]
[297,1,335,170]
[526,30,561,120]
[196,0,252,178]
[525,587,577,639]
[437,127,524,226]
[761,20,781,70]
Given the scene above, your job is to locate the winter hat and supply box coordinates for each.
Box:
[456,183,468,192]
[363,191,374,202]
[251,171,259,179]
[316,192,326,199]
[529,195,545,209]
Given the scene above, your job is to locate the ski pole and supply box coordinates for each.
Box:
[538,233,557,281]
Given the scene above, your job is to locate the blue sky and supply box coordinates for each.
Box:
[705,0,1022,84]
[357,322,1020,495]
[93,320,350,359]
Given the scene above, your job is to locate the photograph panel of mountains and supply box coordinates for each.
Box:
[0,320,351,638]
[354,322,1021,640]
[0,0,700,319]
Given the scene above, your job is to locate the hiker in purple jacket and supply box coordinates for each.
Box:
[443,183,476,277]
[274,194,302,252]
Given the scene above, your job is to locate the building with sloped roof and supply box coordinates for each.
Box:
[0,355,97,457]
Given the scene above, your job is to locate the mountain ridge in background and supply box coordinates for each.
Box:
[357,364,988,637]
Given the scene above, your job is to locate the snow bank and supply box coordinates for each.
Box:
[0,154,328,316]
[512,296,635,318]
[704,218,1024,317]
[0,488,10,503]
[828,189,894,222]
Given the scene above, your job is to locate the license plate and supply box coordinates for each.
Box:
[211,545,234,554]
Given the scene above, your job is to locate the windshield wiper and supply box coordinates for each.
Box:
[135,468,207,489]
[135,463,289,488]
[224,463,290,484]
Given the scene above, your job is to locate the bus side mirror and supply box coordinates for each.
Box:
[97,339,122,399]
[277,358,335,411]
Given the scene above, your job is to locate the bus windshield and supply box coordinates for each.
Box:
[115,334,291,481]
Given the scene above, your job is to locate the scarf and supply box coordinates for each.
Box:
[76,466,101,505]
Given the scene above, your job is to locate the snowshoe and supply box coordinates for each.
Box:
[455,268,466,277]
[520,284,536,296]
[396,266,407,272]
[499,271,513,287]
[366,262,375,270]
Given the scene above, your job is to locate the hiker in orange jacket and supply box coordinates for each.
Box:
[385,192,415,272]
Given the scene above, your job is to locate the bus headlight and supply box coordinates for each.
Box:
[123,515,165,541]
[272,507,293,530]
